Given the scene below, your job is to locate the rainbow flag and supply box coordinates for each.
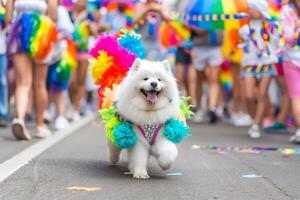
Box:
[185,0,249,30]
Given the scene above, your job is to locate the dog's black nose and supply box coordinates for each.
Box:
[150,82,158,88]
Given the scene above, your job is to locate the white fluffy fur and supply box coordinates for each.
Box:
[108,59,180,179]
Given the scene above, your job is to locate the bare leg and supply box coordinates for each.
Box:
[291,98,300,127]
[55,91,66,117]
[33,63,49,128]
[68,69,77,105]
[254,77,272,125]
[13,53,33,120]
[243,76,256,119]
[205,66,220,110]
[187,64,198,107]
[276,77,290,124]
[231,63,242,113]
[175,63,186,94]
[196,70,205,109]
[73,60,88,112]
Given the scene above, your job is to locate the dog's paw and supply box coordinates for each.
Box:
[133,168,150,180]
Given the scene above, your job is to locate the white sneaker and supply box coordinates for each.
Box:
[72,111,81,122]
[54,116,70,130]
[233,113,252,127]
[43,110,53,125]
[192,109,205,123]
[248,124,261,139]
[35,126,52,139]
[11,118,31,140]
[289,129,300,144]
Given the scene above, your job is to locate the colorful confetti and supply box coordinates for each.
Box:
[242,174,263,178]
[65,187,101,192]
[166,172,182,176]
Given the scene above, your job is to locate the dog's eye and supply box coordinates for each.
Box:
[158,78,161,82]
[143,78,148,81]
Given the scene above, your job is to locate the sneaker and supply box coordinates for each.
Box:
[232,113,252,127]
[262,118,275,128]
[289,129,300,144]
[54,116,70,130]
[11,118,31,140]
[208,110,218,124]
[248,124,261,139]
[192,109,205,123]
[263,121,288,134]
[43,110,53,125]
[34,126,52,139]
[71,111,81,122]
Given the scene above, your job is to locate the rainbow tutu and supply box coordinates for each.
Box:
[7,12,58,62]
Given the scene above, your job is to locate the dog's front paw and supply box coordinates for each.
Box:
[133,168,150,180]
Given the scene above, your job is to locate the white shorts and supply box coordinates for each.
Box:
[192,46,223,71]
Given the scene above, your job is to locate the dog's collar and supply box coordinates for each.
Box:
[137,124,163,145]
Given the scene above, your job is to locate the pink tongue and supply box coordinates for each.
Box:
[146,92,158,104]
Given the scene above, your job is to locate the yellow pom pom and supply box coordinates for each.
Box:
[89,51,113,85]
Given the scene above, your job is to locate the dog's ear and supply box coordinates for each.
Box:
[131,58,142,73]
[162,60,171,73]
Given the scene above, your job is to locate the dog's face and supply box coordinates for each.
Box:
[116,59,180,125]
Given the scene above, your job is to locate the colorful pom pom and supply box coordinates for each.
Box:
[89,30,144,108]
[113,122,137,149]
[99,106,117,124]
[163,118,190,144]
[106,117,121,143]
[118,29,145,59]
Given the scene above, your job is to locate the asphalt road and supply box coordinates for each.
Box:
[0,119,299,200]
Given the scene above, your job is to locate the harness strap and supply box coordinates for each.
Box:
[138,124,163,145]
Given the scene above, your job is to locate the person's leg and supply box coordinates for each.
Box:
[73,59,88,114]
[187,64,198,108]
[68,69,77,105]
[14,54,33,120]
[55,91,66,117]
[254,77,272,126]
[205,65,221,123]
[33,63,49,127]
[0,54,8,127]
[12,53,33,140]
[231,63,242,114]
[275,76,290,124]
[33,63,52,138]
[175,63,186,94]
[54,90,70,130]
[243,76,256,119]
[291,98,300,127]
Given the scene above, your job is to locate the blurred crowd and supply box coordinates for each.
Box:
[0,0,299,145]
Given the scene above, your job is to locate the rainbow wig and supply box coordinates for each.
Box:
[89,29,145,109]
[19,13,58,61]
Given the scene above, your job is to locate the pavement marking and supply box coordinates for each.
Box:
[0,114,96,183]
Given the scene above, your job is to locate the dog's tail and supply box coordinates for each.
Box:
[89,29,145,109]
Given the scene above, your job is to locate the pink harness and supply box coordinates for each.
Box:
[137,124,163,145]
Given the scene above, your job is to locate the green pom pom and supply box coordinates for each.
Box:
[180,96,194,119]
[105,117,121,143]
[163,118,190,144]
[99,106,117,124]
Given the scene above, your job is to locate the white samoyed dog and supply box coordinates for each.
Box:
[108,58,181,179]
